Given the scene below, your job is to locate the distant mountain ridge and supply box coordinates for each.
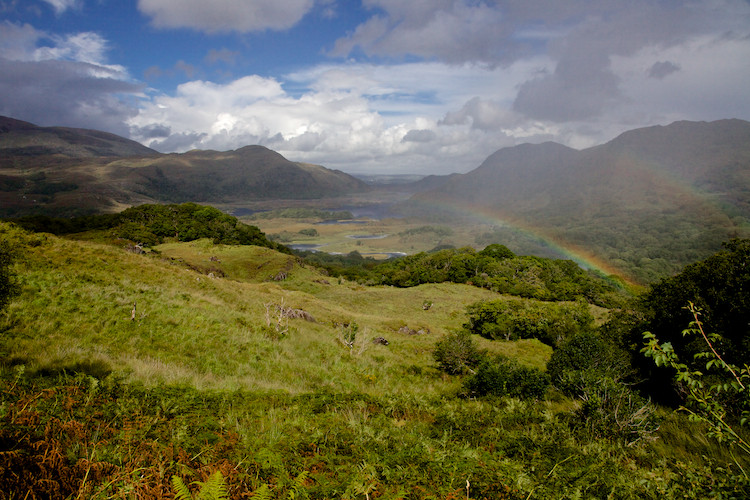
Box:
[0,116,369,216]
[408,119,750,282]
[0,116,159,158]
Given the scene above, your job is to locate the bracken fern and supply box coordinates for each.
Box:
[171,471,228,500]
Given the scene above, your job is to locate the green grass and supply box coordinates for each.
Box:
[1,222,747,498]
[1,228,522,394]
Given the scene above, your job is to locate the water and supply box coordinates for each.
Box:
[346,234,389,240]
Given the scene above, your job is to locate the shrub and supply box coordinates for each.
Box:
[550,332,659,445]
[464,356,550,400]
[547,331,631,396]
[433,331,485,375]
[464,299,593,347]
[642,239,750,370]
[572,376,660,446]
[643,302,750,456]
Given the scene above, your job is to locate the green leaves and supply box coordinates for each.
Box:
[642,303,750,466]
[171,471,229,500]
[465,298,593,347]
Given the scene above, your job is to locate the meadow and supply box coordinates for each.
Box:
[1,217,747,499]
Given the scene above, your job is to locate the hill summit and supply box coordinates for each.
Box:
[0,116,369,216]
[407,119,750,282]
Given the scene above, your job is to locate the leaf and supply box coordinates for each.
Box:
[172,476,193,500]
[200,471,228,500]
[253,484,274,500]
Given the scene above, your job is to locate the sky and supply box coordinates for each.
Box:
[1,0,750,175]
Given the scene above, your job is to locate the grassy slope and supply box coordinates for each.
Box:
[2,225,549,394]
[1,223,743,499]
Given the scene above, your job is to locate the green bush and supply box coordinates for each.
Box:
[546,331,631,396]
[572,376,660,446]
[432,331,486,375]
[464,299,593,347]
[639,239,750,400]
[549,331,659,445]
[464,356,550,400]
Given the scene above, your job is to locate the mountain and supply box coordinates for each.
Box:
[407,119,750,282]
[0,116,159,158]
[0,116,369,216]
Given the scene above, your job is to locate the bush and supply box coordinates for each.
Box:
[464,356,550,400]
[464,299,593,347]
[549,331,659,446]
[432,331,486,375]
[572,376,660,446]
[547,331,630,396]
[642,239,750,370]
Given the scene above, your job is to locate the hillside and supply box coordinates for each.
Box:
[2,219,747,498]
[0,116,370,217]
[0,116,158,158]
[407,119,750,283]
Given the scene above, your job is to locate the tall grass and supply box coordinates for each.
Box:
[1,228,524,395]
[1,223,745,498]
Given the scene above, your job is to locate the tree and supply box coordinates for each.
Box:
[643,303,750,486]
[642,239,750,368]
[637,239,750,402]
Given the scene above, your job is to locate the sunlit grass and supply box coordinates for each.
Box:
[2,227,551,396]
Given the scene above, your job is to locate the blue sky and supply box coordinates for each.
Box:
[1,1,750,174]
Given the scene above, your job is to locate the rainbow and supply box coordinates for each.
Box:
[405,198,636,286]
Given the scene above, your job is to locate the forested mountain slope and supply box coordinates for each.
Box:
[409,119,750,282]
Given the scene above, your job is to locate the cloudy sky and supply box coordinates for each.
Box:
[1,1,750,174]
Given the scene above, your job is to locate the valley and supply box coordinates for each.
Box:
[2,117,750,498]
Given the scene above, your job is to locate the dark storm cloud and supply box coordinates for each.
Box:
[336,1,750,123]
[402,129,436,143]
[0,57,143,136]
[647,61,681,79]
[132,123,171,139]
[513,51,621,122]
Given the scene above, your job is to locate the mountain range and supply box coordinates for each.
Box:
[406,119,750,282]
[0,116,369,216]
[2,114,749,282]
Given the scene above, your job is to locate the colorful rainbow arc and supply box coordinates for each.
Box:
[406,198,636,286]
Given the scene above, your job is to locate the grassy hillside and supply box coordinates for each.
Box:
[0,222,533,392]
[1,221,746,498]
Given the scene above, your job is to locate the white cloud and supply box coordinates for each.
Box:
[41,0,81,15]
[137,0,315,33]
[129,58,554,174]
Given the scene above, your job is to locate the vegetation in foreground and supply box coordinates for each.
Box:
[1,207,749,498]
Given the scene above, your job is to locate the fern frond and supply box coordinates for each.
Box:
[171,475,194,500]
[253,483,274,500]
[198,471,228,500]
[288,470,310,499]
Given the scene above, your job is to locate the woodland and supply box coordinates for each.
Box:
[1,204,749,499]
